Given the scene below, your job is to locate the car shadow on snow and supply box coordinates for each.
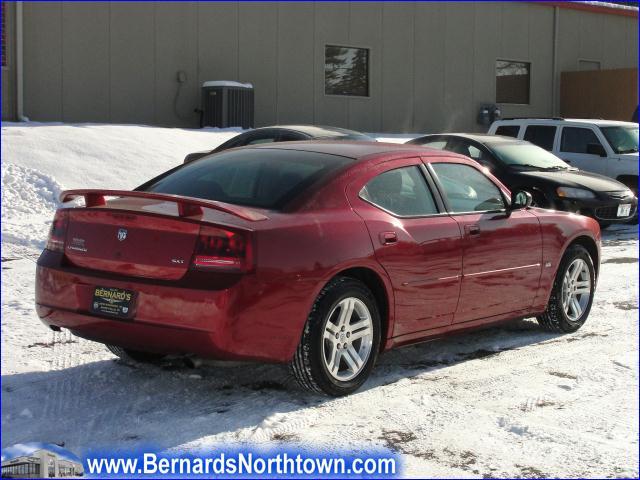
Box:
[1,224,633,453]
[2,317,569,454]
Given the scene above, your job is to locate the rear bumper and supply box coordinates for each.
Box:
[35,250,304,363]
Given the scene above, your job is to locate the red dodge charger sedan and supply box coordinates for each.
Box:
[36,142,600,396]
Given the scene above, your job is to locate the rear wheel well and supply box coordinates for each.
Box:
[333,267,390,350]
[568,236,599,278]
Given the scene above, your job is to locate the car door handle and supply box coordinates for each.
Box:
[379,231,398,245]
[465,225,481,236]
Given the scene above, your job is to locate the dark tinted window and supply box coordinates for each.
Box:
[495,125,520,138]
[144,149,350,209]
[246,137,276,145]
[523,125,557,151]
[496,60,530,104]
[432,163,505,213]
[360,167,438,216]
[414,138,448,149]
[560,127,602,154]
[278,131,307,142]
[325,45,369,97]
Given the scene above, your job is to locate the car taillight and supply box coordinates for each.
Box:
[191,226,253,272]
[46,210,69,252]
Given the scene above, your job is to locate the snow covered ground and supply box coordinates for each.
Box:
[1,123,638,478]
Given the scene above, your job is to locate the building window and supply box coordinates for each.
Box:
[496,60,530,104]
[324,45,369,97]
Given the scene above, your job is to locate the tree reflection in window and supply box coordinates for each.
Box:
[496,60,530,104]
[325,45,369,97]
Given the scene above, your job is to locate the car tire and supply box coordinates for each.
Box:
[106,344,166,364]
[537,245,595,333]
[290,276,381,396]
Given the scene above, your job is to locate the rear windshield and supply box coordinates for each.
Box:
[141,149,350,209]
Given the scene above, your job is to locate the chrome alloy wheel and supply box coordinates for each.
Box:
[321,297,374,381]
[561,258,592,322]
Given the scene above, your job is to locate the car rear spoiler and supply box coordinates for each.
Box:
[59,189,268,222]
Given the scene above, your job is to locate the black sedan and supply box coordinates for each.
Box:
[184,125,375,163]
[407,133,637,225]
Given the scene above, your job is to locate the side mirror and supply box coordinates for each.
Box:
[586,143,606,157]
[511,190,533,210]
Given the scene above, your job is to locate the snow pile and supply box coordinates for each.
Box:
[1,122,638,478]
[1,123,241,253]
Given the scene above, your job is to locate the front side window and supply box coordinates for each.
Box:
[325,45,369,97]
[360,166,438,217]
[432,163,505,213]
[560,127,603,154]
[496,60,530,104]
[600,126,639,154]
[523,125,557,151]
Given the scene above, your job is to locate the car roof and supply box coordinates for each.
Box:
[253,125,372,138]
[494,118,637,127]
[416,133,527,147]
[247,139,462,161]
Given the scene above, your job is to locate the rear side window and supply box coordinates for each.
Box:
[144,149,350,209]
[432,163,505,213]
[495,125,520,138]
[360,166,438,217]
[560,127,603,154]
[523,125,557,151]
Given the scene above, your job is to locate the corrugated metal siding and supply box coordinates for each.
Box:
[20,1,639,132]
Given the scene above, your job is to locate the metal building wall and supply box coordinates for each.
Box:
[20,2,639,132]
[1,1,17,121]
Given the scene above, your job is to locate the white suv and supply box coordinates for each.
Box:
[488,118,639,194]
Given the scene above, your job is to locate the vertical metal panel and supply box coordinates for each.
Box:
[110,2,154,124]
[154,2,198,127]
[579,10,604,60]
[381,2,414,132]
[527,5,554,116]
[23,2,62,121]
[61,2,110,122]
[626,16,638,67]
[197,2,239,85]
[276,2,314,124]
[313,2,349,128]
[443,3,474,132]
[473,3,501,131]
[601,15,628,69]
[238,2,277,126]
[348,2,382,132]
[413,2,446,134]
[2,1,16,120]
[501,2,530,61]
